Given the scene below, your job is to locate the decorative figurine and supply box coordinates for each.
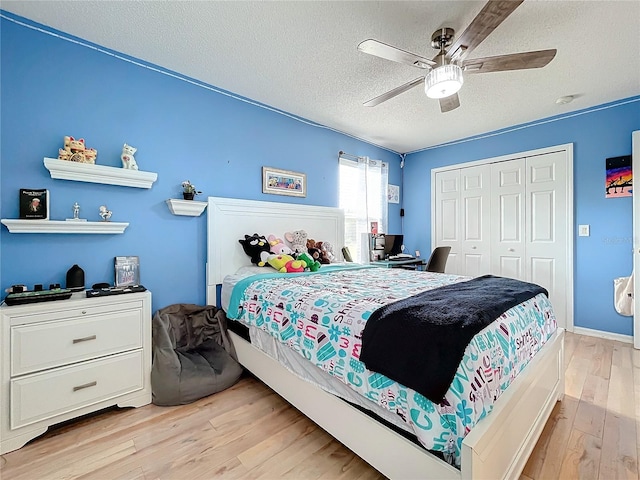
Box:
[65,201,87,222]
[99,205,112,221]
[57,135,97,164]
[121,143,138,170]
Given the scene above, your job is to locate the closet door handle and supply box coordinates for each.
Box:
[508,248,515,252]
[471,246,477,249]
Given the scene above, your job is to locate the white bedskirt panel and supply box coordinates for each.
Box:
[247,325,412,435]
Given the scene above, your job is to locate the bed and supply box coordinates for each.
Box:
[206,196,564,480]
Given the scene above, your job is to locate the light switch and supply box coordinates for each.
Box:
[415,250,421,257]
[579,225,590,237]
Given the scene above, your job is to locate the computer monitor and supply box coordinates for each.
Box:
[383,234,403,257]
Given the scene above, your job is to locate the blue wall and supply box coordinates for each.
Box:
[403,98,640,336]
[0,13,402,312]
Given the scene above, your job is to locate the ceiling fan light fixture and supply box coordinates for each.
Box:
[425,64,464,99]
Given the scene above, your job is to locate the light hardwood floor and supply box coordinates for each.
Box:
[1,331,638,479]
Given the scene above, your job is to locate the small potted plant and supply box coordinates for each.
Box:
[181,180,201,200]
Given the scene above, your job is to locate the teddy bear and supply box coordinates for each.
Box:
[306,239,322,263]
[320,241,336,263]
[315,241,335,264]
[239,233,271,265]
[268,234,293,255]
[284,230,308,256]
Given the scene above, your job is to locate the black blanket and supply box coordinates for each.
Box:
[359,275,547,403]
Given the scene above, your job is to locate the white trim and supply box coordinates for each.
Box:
[573,326,633,345]
[430,143,574,333]
[430,143,573,174]
[633,130,640,349]
[408,97,640,154]
[165,199,207,216]
[1,219,128,234]
[43,158,157,189]
[0,13,399,155]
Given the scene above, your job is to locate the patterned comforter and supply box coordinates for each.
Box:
[226,265,557,466]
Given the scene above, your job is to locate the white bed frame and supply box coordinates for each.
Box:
[206,196,565,480]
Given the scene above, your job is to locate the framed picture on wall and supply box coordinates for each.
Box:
[262,167,306,197]
[605,155,632,198]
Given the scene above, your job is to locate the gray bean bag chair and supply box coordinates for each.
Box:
[151,303,243,406]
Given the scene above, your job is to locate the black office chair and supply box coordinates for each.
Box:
[342,246,353,262]
[425,246,451,273]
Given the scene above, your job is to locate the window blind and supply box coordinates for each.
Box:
[339,155,388,263]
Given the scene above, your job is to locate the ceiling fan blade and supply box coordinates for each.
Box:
[363,77,425,107]
[439,93,460,113]
[463,49,557,73]
[447,0,524,63]
[358,39,436,69]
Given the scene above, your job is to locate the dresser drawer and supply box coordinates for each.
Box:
[10,350,144,429]
[11,309,143,376]
[6,297,144,326]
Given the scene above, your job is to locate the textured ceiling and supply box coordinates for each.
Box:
[2,1,639,153]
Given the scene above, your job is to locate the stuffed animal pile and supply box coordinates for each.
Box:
[239,229,332,273]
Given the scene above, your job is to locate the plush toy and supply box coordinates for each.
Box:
[121,143,138,170]
[321,241,336,263]
[314,241,335,264]
[308,247,322,262]
[285,230,308,256]
[285,258,306,273]
[297,252,320,272]
[266,253,294,272]
[268,234,293,255]
[239,234,271,265]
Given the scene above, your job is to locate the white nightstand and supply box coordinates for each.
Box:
[0,291,152,454]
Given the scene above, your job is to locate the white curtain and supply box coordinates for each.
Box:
[339,155,389,263]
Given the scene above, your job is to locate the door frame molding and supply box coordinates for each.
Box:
[633,131,639,349]
[430,143,574,332]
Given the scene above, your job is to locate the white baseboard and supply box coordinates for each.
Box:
[572,326,633,344]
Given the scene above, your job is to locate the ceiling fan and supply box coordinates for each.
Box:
[358,0,556,112]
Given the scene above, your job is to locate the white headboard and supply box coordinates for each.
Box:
[206,196,345,306]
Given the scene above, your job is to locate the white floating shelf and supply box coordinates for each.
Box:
[44,158,158,189]
[166,199,207,216]
[1,219,129,234]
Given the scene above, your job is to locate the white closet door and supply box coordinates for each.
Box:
[491,159,526,280]
[526,151,568,329]
[460,165,492,277]
[434,169,461,274]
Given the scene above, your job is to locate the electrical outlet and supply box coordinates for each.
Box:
[579,225,590,237]
[415,250,421,257]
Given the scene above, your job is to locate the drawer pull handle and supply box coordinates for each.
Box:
[72,335,97,344]
[73,381,97,392]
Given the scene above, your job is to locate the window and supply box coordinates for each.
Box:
[339,156,388,263]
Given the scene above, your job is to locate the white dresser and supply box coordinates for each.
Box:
[0,291,152,454]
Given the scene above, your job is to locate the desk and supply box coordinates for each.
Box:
[371,258,426,270]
